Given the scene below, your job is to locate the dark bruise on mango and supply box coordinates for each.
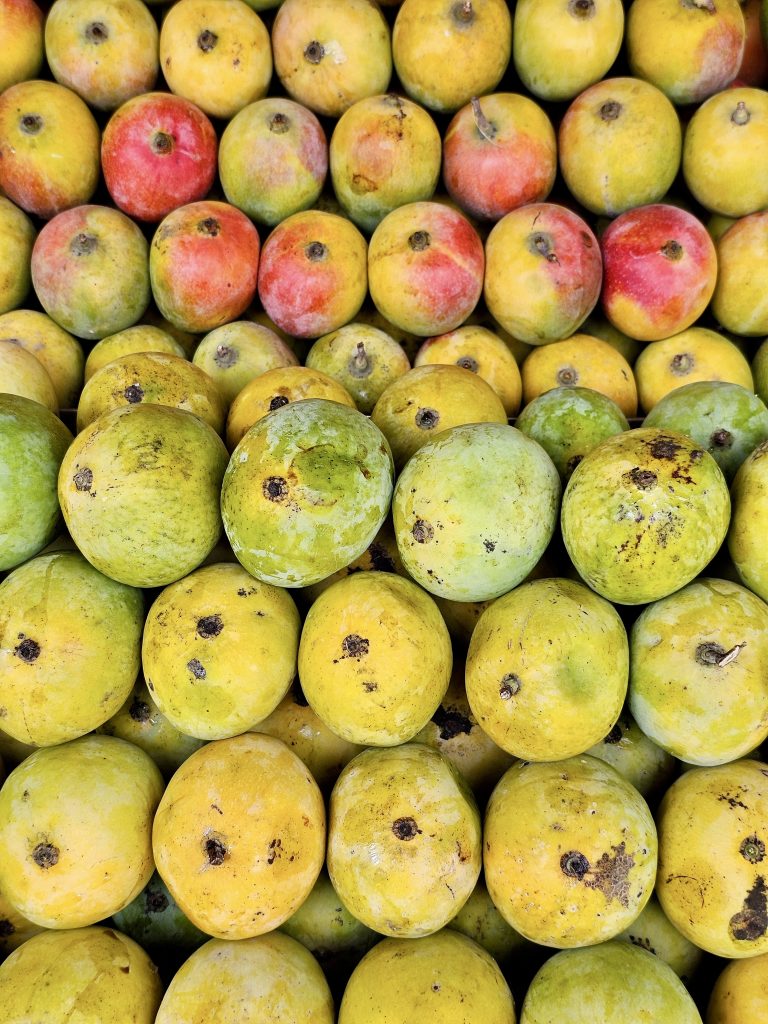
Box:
[584,841,634,907]
[432,704,473,740]
[729,876,768,942]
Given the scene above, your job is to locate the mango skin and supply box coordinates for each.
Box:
[484,755,658,948]
[561,427,731,605]
[155,932,334,1024]
[327,743,482,938]
[0,393,72,571]
[392,421,561,602]
[656,759,768,958]
[112,870,208,956]
[0,550,144,746]
[520,941,702,1024]
[706,952,768,1023]
[728,439,768,603]
[152,733,326,940]
[0,925,162,1024]
[58,403,229,588]
[338,931,516,1024]
[615,894,704,984]
[221,398,394,588]
[0,734,164,928]
[298,570,452,746]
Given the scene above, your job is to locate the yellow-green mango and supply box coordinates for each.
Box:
[728,439,768,602]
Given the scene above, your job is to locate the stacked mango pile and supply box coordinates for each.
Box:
[2,1,768,1021]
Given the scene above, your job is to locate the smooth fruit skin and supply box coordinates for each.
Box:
[0,735,164,928]
[58,403,229,589]
[706,952,768,1023]
[219,97,328,227]
[0,79,100,219]
[485,755,658,948]
[0,926,163,1024]
[31,204,150,341]
[627,0,745,105]
[558,76,682,217]
[728,438,768,602]
[0,393,72,571]
[298,571,453,747]
[615,894,704,982]
[155,933,334,1024]
[112,870,208,956]
[338,931,516,1024]
[150,200,261,334]
[393,0,512,113]
[520,941,703,1024]
[657,759,768,958]
[221,398,394,587]
[84,324,186,381]
[585,709,679,802]
[193,320,298,408]
[0,550,144,746]
[0,197,34,315]
[272,0,392,118]
[0,339,58,411]
[159,0,272,120]
[44,0,159,111]
[327,743,482,938]
[711,210,768,334]
[561,428,731,605]
[484,203,602,345]
[513,0,625,101]
[600,204,717,342]
[629,577,768,765]
[102,91,218,222]
[392,421,561,602]
[683,86,768,217]
[0,0,44,93]
[331,93,442,232]
[152,734,326,939]
[466,577,628,761]
[0,308,84,408]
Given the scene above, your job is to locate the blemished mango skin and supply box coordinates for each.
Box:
[656,759,768,958]
[520,941,703,1024]
[0,926,163,1024]
[327,743,482,938]
[484,755,658,948]
[338,931,516,1024]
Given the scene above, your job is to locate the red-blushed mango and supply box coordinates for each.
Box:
[627,0,745,105]
[159,0,272,120]
[331,92,442,233]
[328,743,482,937]
[222,398,393,587]
[0,550,144,746]
[393,0,512,113]
[629,577,768,765]
[513,0,625,101]
[0,79,99,219]
[102,91,218,223]
[142,562,300,741]
[683,87,768,218]
[152,733,326,939]
[442,92,556,222]
[558,77,682,217]
[0,926,163,1024]
[484,203,602,345]
[485,756,658,948]
[561,427,730,605]
[0,308,83,408]
[155,932,334,1024]
[600,203,717,341]
[44,0,159,111]
[150,200,260,334]
[520,941,702,1023]
[467,578,628,761]
[219,96,328,227]
[272,0,392,118]
[368,201,485,336]
[58,403,229,588]
[338,931,516,1024]
[521,334,637,417]
[656,759,768,958]
[31,204,150,341]
[711,211,768,335]
[706,952,768,1023]
[257,209,367,339]
[634,328,753,412]
[728,439,768,603]
[0,0,44,93]
[298,571,452,747]
[739,0,768,86]
[0,735,164,928]
[393,421,561,602]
